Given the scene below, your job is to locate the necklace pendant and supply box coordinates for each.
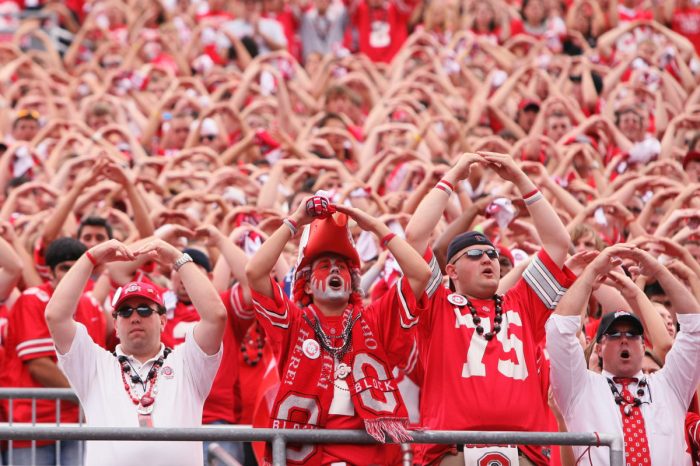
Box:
[140,395,154,407]
[334,362,351,380]
[137,402,154,415]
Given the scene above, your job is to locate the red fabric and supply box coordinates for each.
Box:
[672,8,700,55]
[162,300,199,348]
[616,378,652,465]
[617,5,654,23]
[414,249,576,466]
[686,411,700,465]
[251,277,421,465]
[347,1,414,63]
[1,283,105,447]
[265,7,300,60]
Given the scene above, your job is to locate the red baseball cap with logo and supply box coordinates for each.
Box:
[112,281,165,310]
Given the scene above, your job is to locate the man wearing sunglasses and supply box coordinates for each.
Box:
[45,238,226,466]
[404,151,575,465]
[547,244,700,465]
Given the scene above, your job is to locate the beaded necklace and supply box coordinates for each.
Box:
[607,377,649,416]
[302,310,361,360]
[117,348,172,426]
[241,322,264,366]
[464,295,503,341]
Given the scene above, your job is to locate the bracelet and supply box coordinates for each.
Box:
[435,179,454,196]
[173,253,193,272]
[522,189,539,199]
[283,218,299,237]
[85,251,98,267]
[380,233,396,249]
[523,189,544,206]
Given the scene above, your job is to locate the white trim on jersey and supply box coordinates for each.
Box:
[523,256,567,309]
[397,277,418,329]
[253,282,290,329]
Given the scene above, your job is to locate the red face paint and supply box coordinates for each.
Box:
[310,257,352,301]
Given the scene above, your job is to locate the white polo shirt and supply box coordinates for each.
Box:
[57,323,222,466]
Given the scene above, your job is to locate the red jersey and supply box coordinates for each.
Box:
[673,8,700,55]
[347,0,415,63]
[162,295,199,348]
[412,250,576,465]
[251,277,421,465]
[2,283,105,447]
[203,285,256,424]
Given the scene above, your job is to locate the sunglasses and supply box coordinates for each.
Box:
[200,135,216,142]
[452,248,499,263]
[16,109,40,120]
[604,331,642,341]
[115,305,161,319]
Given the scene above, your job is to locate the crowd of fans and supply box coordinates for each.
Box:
[1,0,700,464]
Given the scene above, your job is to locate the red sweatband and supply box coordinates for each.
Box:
[86,251,98,267]
[522,189,539,199]
[381,233,396,249]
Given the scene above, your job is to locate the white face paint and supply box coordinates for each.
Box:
[309,256,352,302]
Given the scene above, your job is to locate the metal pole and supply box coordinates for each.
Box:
[609,433,625,466]
[271,435,286,466]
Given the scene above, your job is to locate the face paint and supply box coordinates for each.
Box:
[310,257,352,302]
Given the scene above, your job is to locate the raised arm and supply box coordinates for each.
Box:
[0,235,22,302]
[335,204,431,299]
[136,239,227,355]
[479,151,571,267]
[46,240,135,353]
[405,153,479,255]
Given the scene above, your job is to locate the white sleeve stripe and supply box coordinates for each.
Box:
[230,284,254,319]
[523,258,567,309]
[404,340,419,373]
[425,254,442,298]
[18,346,56,357]
[16,338,54,351]
[397,277,419,329]
[253,301,290,329]
[252,283,290,329]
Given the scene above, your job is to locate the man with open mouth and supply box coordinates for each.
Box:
[246,194,431,465]
[547,244,700,465]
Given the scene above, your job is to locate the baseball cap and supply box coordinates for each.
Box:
[518,99,540,113]
[112,281,165,310]
[496,244,514,265]
[595,311,644,343]
[183,248,212,272]
[447,231,495,263]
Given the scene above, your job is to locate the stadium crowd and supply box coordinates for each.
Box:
[1,0,700,464]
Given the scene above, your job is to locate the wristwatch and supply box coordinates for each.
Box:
[173,253,193,272]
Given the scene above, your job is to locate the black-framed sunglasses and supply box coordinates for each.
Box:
[452,248,499,263]
[115,306,161,319]
[604,331,642,341]
[200,134,216,142]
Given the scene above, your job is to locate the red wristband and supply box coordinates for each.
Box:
[85,251,98,267]
[522,189,539,199]
[439,179,455,191]
[381,233,396,249]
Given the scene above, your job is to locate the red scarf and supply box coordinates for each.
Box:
[266,304,411,465]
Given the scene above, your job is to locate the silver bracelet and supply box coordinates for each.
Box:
[173,253,193,272]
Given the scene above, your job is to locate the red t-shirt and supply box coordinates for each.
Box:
[1,283,105,447]
[348,1,415,63]
[413,249,576,465]
[673,8,700,55]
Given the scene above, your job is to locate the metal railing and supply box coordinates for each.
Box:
[0,388,624,466]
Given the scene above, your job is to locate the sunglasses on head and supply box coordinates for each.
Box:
[604,331,642,341]
[115,305,161,319]
[452,248,499,263]
[16,109,40,120]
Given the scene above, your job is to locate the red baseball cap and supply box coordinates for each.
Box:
[518,99,541,112]
[112,281,165,310]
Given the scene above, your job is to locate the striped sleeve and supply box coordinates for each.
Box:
[228,283,255,320]
[251,277,293,330]
[17,338,56,360]
[12,289,56,361]
[424,248,443,299]
[522,250,576,310]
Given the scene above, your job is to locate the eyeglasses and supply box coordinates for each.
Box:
[200,135,216,142]
[115,306,161,319]
[604,331,642,341]
[452,248,499,263]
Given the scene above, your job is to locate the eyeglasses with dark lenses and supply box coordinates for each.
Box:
[604,331,642,341]
[453,248,499,263]
[200,135,216,142]
[116,306,159,319]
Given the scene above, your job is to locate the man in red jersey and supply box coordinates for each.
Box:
[246,196,431,466]
[2,238,106,465]
[405,152,575,465]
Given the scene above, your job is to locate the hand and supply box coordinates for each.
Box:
[586,243,634,277]
[602,270,642,300]
[665,259,697,282]
[289,196,321,227]
[195,224,224,247]
[155,223,196,243]
[477,151,524,184]
[88,239,136,265]
[134,239,183,266]
[100,161,133,186]
[564,250,599,275]
[448,152,481,181]
[334,204,383,234]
